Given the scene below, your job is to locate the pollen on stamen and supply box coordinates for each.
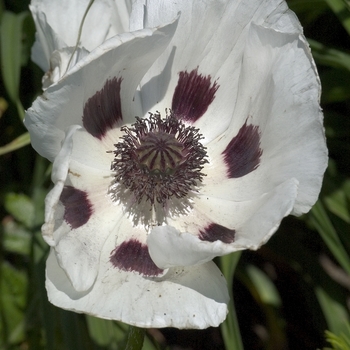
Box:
[110,110,208,207]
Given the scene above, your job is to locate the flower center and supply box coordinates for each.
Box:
[136,131,183,174]
[110,111,207,206]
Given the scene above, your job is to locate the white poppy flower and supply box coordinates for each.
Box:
[30,0,132,87]
[24,0,327,329]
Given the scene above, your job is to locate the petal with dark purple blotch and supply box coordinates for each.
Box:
[199,223,236,243]
[222,120,262,178]
[83,77,123,139]
[60,186,93,229]
[172,68,218,123]
[110,239,164,277]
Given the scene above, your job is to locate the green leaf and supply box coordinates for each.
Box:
[0,11,29,103]
[86,316,129,348]
[324,179,350,223]
[59,311,94,350]
[267,219,350,342]
[237,265,286,349]
[0,132,30,155]
[0,262,27,347]
[220,252,244,350]
[2,217,31,256]
[316,286,350,334]
[4,192,35,228]
[309,201,350,276]
[19,10,35,67]
[143,335,159,350]
[308,39,350,71]
[324,0,350,36]
[125,326,145,350]
[325,324,350,350]
[245,265,282,307]
[0,0,4,18]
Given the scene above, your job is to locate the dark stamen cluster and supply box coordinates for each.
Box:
[111,111,208,206]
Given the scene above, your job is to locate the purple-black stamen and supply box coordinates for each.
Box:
[110,111,208,206]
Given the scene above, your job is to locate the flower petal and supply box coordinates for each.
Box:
[41,46,89,89]
[24,20,178,161]
[30,8,64,72]
[110,239,164,277]
[46,234,229,329]
[203,22,327,214]
[30,0,131,72]
[26,0,328,330]
[44,126,170,291]
[29,14,181,295]
[132,0,303,142]
[41,125,122,292]
[69,128,116,170]
[148,178,298,268]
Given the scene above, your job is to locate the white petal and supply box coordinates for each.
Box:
[128,0,326,216]
[43,127,164,292]
[204,23,327,215]
[30,0,131,65]
[108,0,133,36]
[29,8,64,72]
[69,128,115,170]
[46,233,229,329]
[43,125,81,244]
[41,47,89,88]
[148,179,298,268]
[25,21,178,161]
[51,182,117,293]
[133,0,304,142]
[42,129,119,292]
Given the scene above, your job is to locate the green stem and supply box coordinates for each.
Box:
[0,132,30,156]
[16,99,24,121]
[125,326,146,350]
[220,252,244,350]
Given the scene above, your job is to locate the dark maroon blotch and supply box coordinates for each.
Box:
[83,77,123,139]
[199,223,236,243]
[60,186,93,229]
[172,68,219,123]
[222,120,262,178]
[110,239,163,276]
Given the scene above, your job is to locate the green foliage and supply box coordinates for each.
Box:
[4,192,35,228]
[0,132,31,156]
[324,324,350,350]
[1,0,350,349]
[0,262,27,346]
[86,317,130,349]
[0,10,34,120]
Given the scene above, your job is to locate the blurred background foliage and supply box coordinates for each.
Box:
[0,0,350,349]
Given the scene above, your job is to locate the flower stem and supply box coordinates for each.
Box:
[220,251,244,350]
[125,326,146,350]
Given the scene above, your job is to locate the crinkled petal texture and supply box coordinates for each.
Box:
[133,0,327,268]
[25,0,327,329]
[25,22,179,161]
[26,19,229,328]
[46,245,228,329]
[30,0,132,85]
